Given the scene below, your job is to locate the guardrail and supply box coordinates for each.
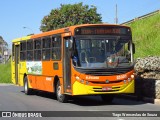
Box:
[121,9,160,25]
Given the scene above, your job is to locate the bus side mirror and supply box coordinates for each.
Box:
[69,39,74,58]
[132,43,135,54]
[69,39,73,50]
[128,43,135,54]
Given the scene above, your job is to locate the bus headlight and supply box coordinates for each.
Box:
[131,75,134,79]
[75,76,89,84]
[76,76,80,80]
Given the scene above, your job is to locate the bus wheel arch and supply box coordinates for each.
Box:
[54,76,68,103]
[23,74,32,95]
[54,76,59,93]
[23,73,27,86]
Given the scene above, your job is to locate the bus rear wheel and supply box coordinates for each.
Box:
[101,94,114,103]
[24,76,32,95]
[56,81,68,103]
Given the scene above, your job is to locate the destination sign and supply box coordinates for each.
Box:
[75,26,131,35]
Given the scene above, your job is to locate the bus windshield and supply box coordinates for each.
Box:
[72,36,132,68]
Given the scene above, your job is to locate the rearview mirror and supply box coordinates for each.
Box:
[132,43,135,54]
[128,42,135,54]
[69,39,73,50]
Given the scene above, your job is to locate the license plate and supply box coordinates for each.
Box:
[102,87,112,91]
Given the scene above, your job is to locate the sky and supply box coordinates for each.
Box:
[0,0,160,48]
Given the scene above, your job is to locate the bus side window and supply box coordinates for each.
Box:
[20,41,26,61]
[27,51,33,60]
[34,39,42,61]
[52,36,61,60]
[27,40,33,61]
[42,37,51,60]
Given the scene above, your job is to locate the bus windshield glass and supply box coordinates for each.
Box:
[72,37,132,68]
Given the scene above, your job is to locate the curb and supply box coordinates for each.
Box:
[0,83,14,86]
[117,94,160,105]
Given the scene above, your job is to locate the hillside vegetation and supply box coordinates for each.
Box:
[0,63,11,83]
[129,13,160,58]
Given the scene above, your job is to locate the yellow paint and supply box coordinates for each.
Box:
[19,61,27,86]
[11,61,15,84]
[12,36,31,43]
[15,42,20,45]
[28,76,33,89]
[73,80,134,95]
[11,36,31,86]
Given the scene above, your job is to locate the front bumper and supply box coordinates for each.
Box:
[73,80,134,95]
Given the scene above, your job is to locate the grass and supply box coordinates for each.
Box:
[128,13,160,58]
[0,62,11,83]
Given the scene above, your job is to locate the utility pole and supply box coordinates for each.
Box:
[115,4,118,24]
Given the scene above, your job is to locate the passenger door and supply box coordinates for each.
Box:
[15,44,20,85]
[63,37,72,93]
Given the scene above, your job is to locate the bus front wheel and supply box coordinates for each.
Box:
[56,81,68,103]
[101,94,114,103]
[24,76,32,95]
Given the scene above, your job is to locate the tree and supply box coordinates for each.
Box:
[0,36,4,44]
[40,2,102,32]
[0,36,4,54]
[0,36,8,54]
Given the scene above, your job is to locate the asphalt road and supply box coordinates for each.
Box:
[0,84,160,120]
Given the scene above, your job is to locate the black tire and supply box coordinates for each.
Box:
[56,81,68,103]
[101,94,114,103]
[24,76,32,95]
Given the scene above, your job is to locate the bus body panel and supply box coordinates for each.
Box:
[11,61,15,84]
[72,70,134,95]
[27,75,36,89]
[19,61,27,86]
[42,61,63,77]
[72,80,134,95]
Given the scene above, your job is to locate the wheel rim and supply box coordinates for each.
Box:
[24,81,28,93]
[57,85,62,99]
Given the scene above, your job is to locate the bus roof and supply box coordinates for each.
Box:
[31,24,130,39]
[12,24,130,42]
[12,36,31,43]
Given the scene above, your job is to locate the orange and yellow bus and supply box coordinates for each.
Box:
[11,24,135,103]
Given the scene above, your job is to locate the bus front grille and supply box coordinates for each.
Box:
[75,66,134,76]
[93,87,121,92]
[90,80,123,84]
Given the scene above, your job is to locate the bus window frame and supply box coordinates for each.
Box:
[42,36,51,61]
[26,39,34,61]
[12,43,15,61]
[51,35,62,61]
[34,38,42,61]
[20,41,26,61]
